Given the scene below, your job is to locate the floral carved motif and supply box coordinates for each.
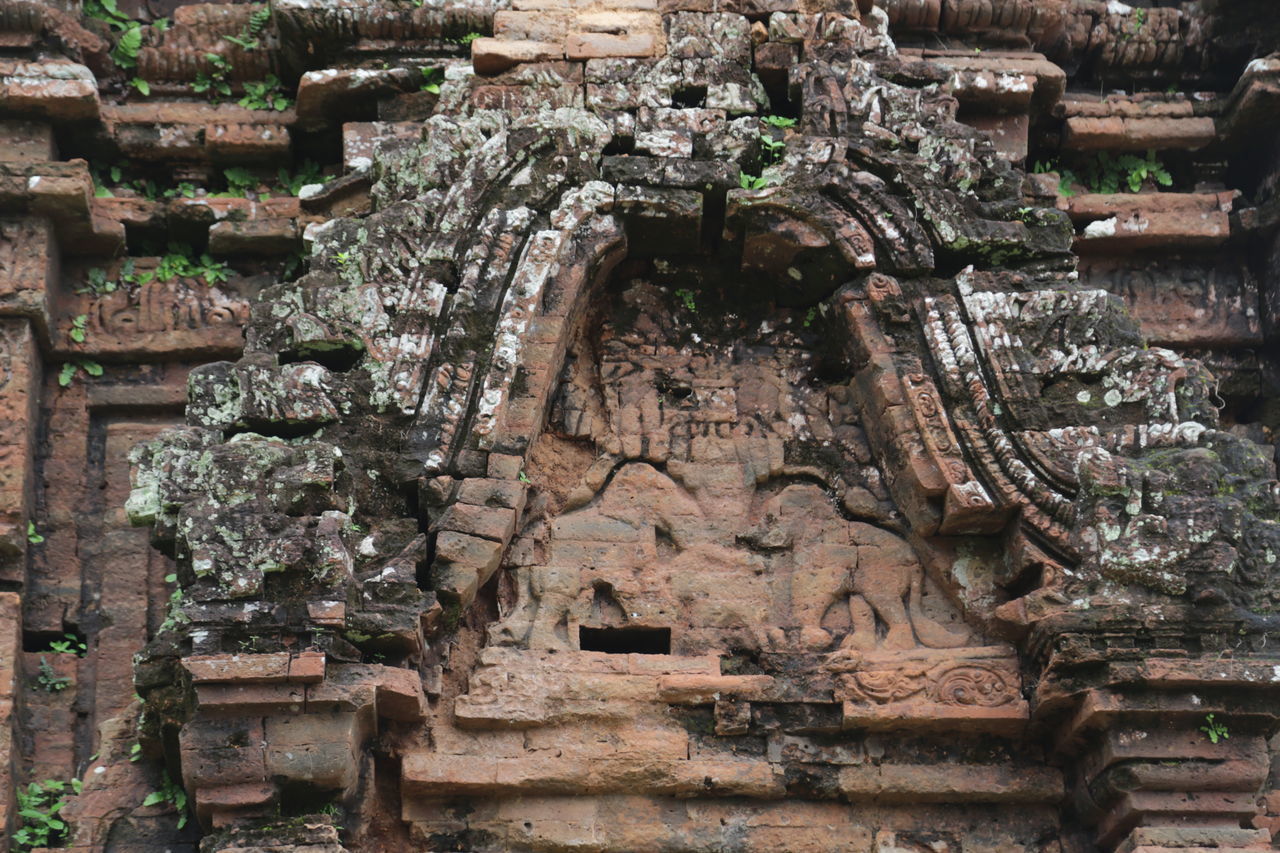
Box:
[827,647,1027,730]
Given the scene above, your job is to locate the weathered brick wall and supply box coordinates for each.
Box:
[2,1,1280,852]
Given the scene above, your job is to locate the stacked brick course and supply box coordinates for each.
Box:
[3,0,1280,851]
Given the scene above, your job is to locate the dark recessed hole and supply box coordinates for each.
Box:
[602,135,635,156]
[672,86,707,108]
[124,223,168,254]
[720,647,764,675]
[230,420,322,440]
[579,626,670,654]
[278,781,335,817]
[1002,561,1045,601]
[279,345,364,373]
[23,629,86,654]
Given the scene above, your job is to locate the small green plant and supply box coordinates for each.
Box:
[89,161,122,198]
[275,160,330,196]
[130,743,143,763]
[85,0,146,70]
[157,586,190,633]
[518,471,532,485]
[742,117,791,188]
[758,130,786,164]
[1200,713,1229,744]
[113,23,143,68]
[282,249,309,280]
[802,306,817,328]
[454,32,482,45]
[1122,7,1147,40]
[58,361,104,387]
[219,166,259,198]
[82,267,117,295]
[334,251,351,266]
[225,5,271,50]
[26,521,43,544]
[674,288,697,312]
[79,256,156,296]
[143,771,190,829]
[35,656,71,692]
[68,314,89,344]
[89,160,168,201]
[420,66,444,93]
[84,0,124,23]
[164,181,199,200]
[1034,151,1172,196]
[192,53,233,101]
[13,777,81,851]
[46,633,87,656]
[154,244,231,285]
[239,75,292,111]
[130,77,150,96]
[1081,150,1172,194]
[1032,159,1077,198]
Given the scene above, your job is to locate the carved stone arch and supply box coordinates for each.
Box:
[122,17,1280,850]
[380,85,1076,669]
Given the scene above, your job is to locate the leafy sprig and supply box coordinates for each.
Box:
[59,361,104,387]
[143,772,190,829]
[13,777,81,851]
[34,656,72,693]
[276,160,330,196]
[68,314,88,344]
[420,67,444,93]
[239,74,292,111]
[1033,151,1172,197]
[45,633,87,656]
[192,53,233,100]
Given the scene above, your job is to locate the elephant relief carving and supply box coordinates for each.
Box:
[759,486,972,652]
[830,548,970,651]
[490,462,771,653]
[492,470,977,656]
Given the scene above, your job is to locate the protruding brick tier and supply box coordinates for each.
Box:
[1030,612,1280,851]
[402,647,1063,848]
[4,0,1280,850]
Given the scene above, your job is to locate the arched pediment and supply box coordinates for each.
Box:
[121,10,1280,849]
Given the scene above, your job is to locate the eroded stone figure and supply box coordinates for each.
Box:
[488,273,976,661]
[826,525,969,651]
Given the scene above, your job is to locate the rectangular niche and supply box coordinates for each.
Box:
[579,626,671,655]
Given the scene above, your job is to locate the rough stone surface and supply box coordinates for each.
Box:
[3,1,1280,852]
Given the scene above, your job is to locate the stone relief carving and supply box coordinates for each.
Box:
[825,528,970,652]
[489,271,981,659]
[85,278,249,336]
[98,3,1280,846]
[828,651,1021,708]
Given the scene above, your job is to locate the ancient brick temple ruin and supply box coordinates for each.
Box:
[6,0,1280,851]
